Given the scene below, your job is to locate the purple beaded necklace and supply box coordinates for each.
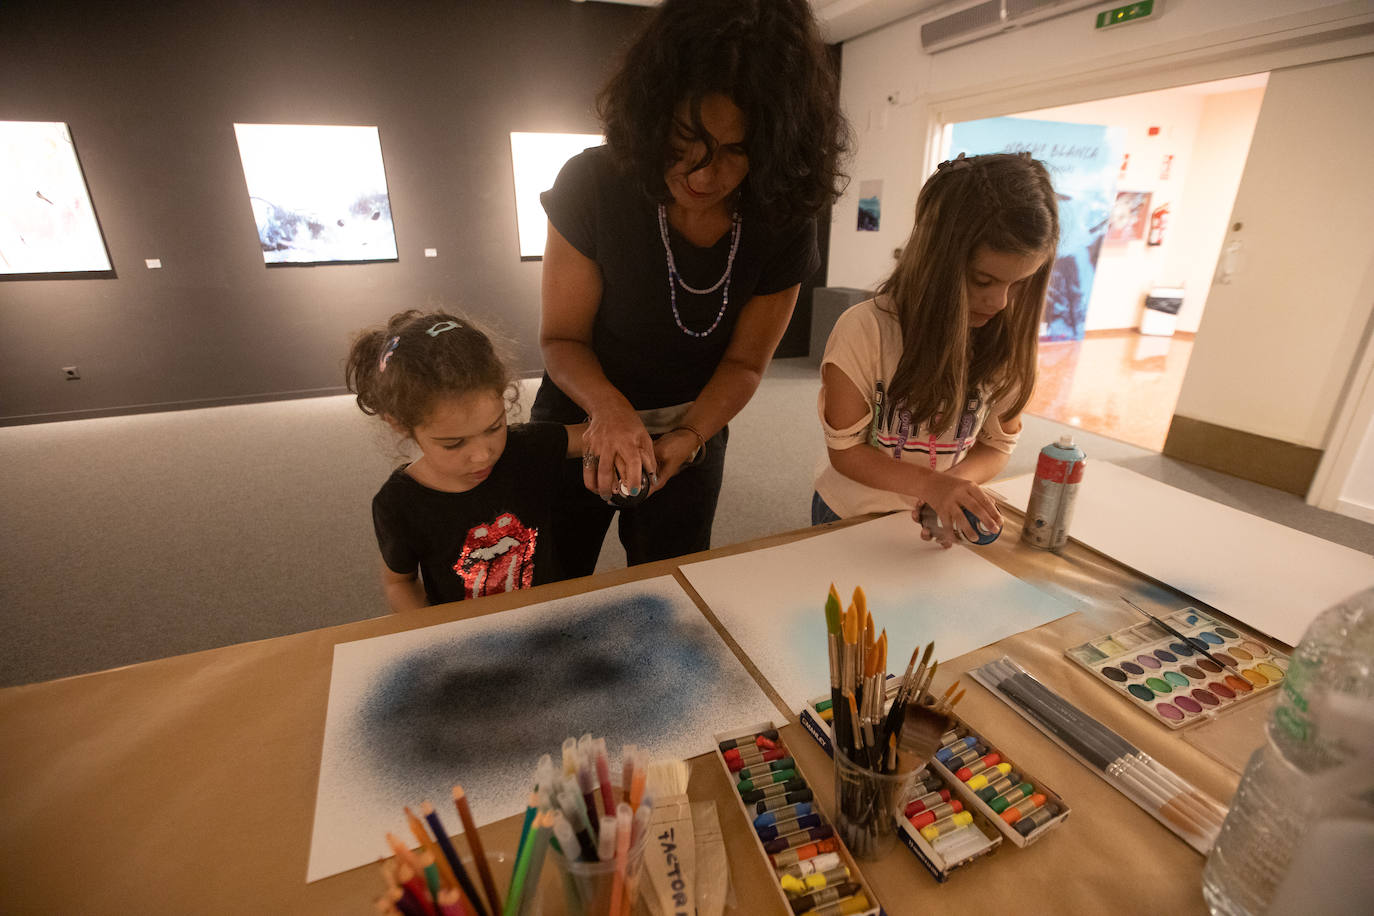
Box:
[657,203,742,339]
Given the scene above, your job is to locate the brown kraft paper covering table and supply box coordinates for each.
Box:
[0,512,1259,914]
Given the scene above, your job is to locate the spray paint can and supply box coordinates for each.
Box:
[1022,436,1086,550]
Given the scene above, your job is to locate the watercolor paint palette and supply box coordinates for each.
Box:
[1065,607,1289,729]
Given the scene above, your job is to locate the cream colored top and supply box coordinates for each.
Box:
[814,297,1021,518]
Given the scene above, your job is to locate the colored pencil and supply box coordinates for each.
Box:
[452,786,502,916]
[422,802,487,916]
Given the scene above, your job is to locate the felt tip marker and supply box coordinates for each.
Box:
[770,837,839,868]
[757,812,822,842]
[1015,802,1061,836]
[908,800,964,829]
[919,811,974,841]
[988,782,1035,814]
[779,851,842,880]
[764,825,834,854]
[1001,793,1047,825]
[756,788,815,813]
[955,752,1004,781]
[964,763,1012,790]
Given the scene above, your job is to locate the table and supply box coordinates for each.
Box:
[0,512,1258,914]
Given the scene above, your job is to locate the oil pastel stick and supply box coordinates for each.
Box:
[908,800,964,829]
[718,730,778,752]
[940,743,990,770]
[903,788,952,817]
[1015,802,1061,836]
[919,810,973,840]
[1001,793,1047,825]
[799,891,870,916]
[755,788,814,814]
[737,769,797,793]
[935,736,977,761]
[757,812,822,842]
[964,764,1012,791]
[770,836,839,868]
[778,851,841,879]
[955,752,1003,781]
[754,802,813,827]
[974,772,1022,802]
[789,881,862,914]
[735,757,796,780]
[780,864,850,897]
[764,825,834,854]
[988,783,1035,813]
[740,778,808,803]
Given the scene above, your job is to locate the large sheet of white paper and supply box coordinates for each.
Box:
[307,576,780,882]
[679,513,1074,712]
[991,463,1374,645]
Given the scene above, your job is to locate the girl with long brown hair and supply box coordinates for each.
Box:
[813,153,1059,546]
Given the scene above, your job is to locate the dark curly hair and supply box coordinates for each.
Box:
[344,310,513,434]
[598,0,850,226]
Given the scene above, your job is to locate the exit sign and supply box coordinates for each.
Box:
[1096,1,1156,29]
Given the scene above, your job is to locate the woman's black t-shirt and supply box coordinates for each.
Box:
[533,145,820,422]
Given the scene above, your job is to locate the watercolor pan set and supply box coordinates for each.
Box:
[1065,607,1289,729]
[713,722,880,916]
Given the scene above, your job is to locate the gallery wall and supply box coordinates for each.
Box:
[0,0,829,425]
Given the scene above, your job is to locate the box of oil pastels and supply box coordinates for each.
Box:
[800,693,1068,879]
[1064,606,1290,730]
[714,721,880,916]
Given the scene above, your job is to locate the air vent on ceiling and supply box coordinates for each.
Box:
[921,0,1106,54]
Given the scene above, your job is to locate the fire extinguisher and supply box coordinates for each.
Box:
[1148,203,1169,247]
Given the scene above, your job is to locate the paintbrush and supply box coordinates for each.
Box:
[896,697,950,774]
[1120,596,1242,676]
[824,585,847,758]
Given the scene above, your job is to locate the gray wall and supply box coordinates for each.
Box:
[0,0,654,424]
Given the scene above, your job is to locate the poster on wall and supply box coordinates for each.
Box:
[510,132,603,259]
[0,121,112,275]
[1108,191,1152,243]
[857,179,882,231]
[948,116,1122,342]
[233,124,397,265]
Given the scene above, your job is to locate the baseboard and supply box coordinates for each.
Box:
[0,386,351,427]
[1162,415,1323,496]
[1335,498,1374,525]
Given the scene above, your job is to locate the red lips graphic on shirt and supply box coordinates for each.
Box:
[455,513,538,598]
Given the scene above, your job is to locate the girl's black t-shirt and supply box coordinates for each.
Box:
[371,423,568,605]
[533,145,820,421]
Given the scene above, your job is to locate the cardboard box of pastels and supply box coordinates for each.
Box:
[713,721,881,916]
[799,694,1069,877]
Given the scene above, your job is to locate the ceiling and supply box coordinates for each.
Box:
[581,0,954,43]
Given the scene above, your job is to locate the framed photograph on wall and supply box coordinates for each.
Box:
[1108,191,1152,243]
[233,124,398,265]
[509,132,603,260]
[1,121,112,275]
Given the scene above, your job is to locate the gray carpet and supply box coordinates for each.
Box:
[3,356,1371,687]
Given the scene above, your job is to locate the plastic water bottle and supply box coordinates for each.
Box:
[1200,588,1374,916]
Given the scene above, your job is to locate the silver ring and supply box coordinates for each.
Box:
[582,454,598,469]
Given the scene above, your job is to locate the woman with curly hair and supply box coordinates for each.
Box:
[532,0,849,575]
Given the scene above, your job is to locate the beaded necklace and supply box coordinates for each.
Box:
[656,203,742,339]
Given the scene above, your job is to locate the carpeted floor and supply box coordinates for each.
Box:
[3,357,1371,687]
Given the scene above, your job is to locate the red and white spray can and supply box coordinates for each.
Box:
[1022,436,1086,550]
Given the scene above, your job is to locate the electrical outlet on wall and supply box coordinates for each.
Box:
[62,366,81,380]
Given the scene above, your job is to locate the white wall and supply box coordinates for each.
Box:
[829,0,1369,292]
[1173,54,1374,448]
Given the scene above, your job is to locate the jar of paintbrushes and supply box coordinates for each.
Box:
[824,584,961,860]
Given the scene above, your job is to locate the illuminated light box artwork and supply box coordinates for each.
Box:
[306,576,780,882]
[0,121,111,274]
[233,123,397,264]
[509,131,602,259]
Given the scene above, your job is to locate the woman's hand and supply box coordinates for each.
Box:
[582,402,657,499]
[912,472,1002,549]
[649,428,702,494]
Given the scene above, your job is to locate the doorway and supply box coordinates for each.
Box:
[946,74,1267,450]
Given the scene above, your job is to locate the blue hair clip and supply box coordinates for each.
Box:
[426,320,460,337]
[378,335,400,372]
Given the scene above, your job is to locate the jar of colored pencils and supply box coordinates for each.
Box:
[544,821,650,916]
[833,747,920,860]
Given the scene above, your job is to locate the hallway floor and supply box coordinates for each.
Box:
[1025,331,1194,451]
